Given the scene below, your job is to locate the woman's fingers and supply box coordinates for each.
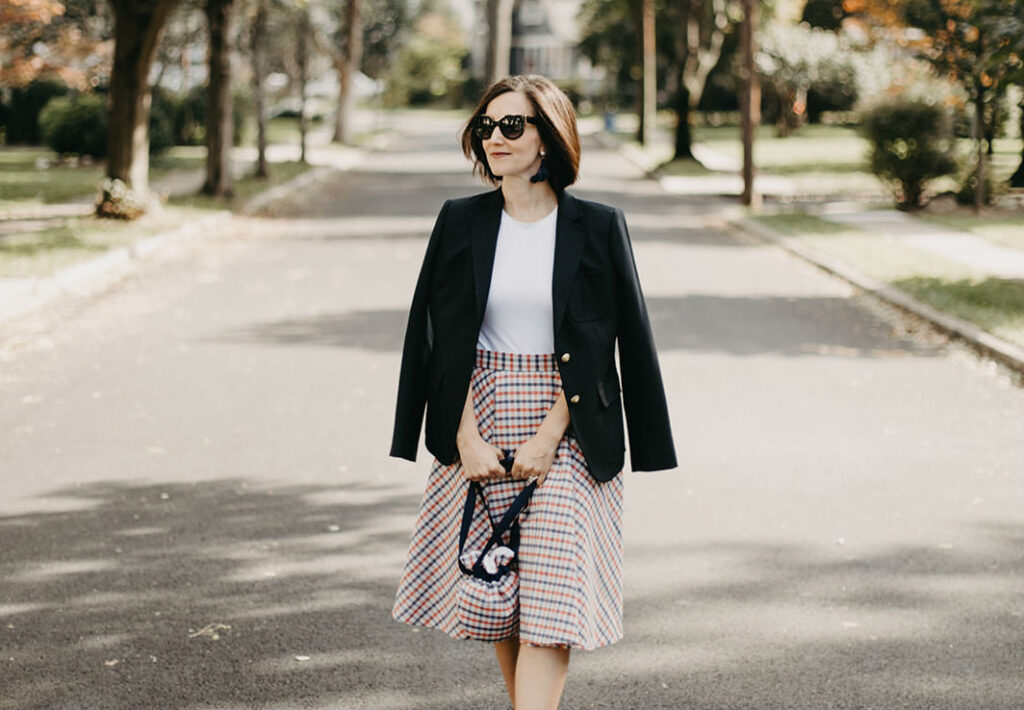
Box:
[461,441,507,482]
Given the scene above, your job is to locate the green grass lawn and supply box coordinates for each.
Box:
[0,140,308,211]
[0,146,207,210]
[921,212,1024,250]
[0,148,105,207]
[649,122,1024,198]
[696,124,871,172]
[168,160,311,209]
[0,205,213,278]
[753,212,1024,349]
[1,156,315,278]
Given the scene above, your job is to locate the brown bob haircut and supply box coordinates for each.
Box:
[460,74,581,194]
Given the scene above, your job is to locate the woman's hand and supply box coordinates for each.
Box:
[456,431,506,482]
[455,385,505,482]
[510,430,560,487]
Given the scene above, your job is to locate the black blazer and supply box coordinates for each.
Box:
[390,187,676,483]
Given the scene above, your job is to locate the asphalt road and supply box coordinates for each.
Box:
[2,114,1023,710]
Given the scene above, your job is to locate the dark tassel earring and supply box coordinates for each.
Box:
[530,150,549,183]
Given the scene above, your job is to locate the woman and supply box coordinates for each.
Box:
[390,74,676,710]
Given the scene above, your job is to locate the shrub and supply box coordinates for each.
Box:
[39,94,108,158]
[232,85,253,146]
[0,79,71,144]
[862,100,957,210]
[149,86,179,155]
[162,84,249,146]
[955,169,996,207]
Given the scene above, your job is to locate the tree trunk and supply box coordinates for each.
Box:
[334,0,362,145]
[974,89,985,212]
[740,0,760,208]
[1010,94,1024,188]
[297,9,310,164]
[673,85,693,159]
[105,0,181,201]
[486,0,513,81]
[202,0,235,197]
[640,0,656,147]
[252,0,269,179]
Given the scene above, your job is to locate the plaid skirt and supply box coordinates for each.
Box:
[391,349,624,651]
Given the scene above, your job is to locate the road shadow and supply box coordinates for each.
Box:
[0,478,504,710]
[199,293,942,360]
[205,309,408,351]
[4,480,1020,709]
[646,294,945,357]
[566,529,1024,709]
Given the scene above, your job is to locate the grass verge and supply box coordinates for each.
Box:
[1,159,315,279]
[168,160,311,209]
[751,213,1024,349]
[0,205,212,279]
[919,212,1024,250]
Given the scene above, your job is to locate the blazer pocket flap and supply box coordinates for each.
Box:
[597,372,621,408]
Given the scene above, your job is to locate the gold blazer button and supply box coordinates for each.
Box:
[561,353,571,363]
[569,394,580,404]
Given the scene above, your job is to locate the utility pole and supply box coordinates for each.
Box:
[740,0,760,208]
[640,0,656,146]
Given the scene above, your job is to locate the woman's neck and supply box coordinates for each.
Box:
[501,177,558,222]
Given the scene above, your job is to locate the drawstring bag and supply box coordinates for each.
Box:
[456,454,537,642]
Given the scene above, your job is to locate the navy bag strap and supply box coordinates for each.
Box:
[457,451,537,581]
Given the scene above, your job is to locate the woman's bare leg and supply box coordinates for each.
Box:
[494,636,521,706]
[513,644,570,710]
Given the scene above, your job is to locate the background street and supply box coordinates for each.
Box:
[2,115,1023,709]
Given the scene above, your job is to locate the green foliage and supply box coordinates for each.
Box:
[862,99,957,210]
[579,0,740,112]
[757,23,861,133]
[801,0,848,30]
[0,79,71,144]
[148,84,251,149]
[900,0,1022,98]
[384,10,467,107]
[149,86,178,155]
[179,86,207,145]
[38,94,108,158]
[231,85,254,146]
[578,0,640,108]
[955,169,996,206]
[361,0,410,81]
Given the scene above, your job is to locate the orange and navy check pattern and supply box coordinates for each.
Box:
[392,349,624,650]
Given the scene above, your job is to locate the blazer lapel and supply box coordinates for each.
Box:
[552,190,586,335]
[471,188,505,327]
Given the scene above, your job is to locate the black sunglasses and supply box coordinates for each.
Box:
[473,114,539,140]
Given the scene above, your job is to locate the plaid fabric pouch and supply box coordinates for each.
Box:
[455,455,537,642]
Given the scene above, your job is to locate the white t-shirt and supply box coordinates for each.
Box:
[476,206,558,354]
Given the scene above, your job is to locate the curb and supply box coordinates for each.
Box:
[0,158,353,327]
[730,216,1024,376]
[0,211,232,326]
[240,164,339,216]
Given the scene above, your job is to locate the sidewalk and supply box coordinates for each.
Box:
[815,205,1024,281]
[602,125,1024,375]
[0,136,365,327]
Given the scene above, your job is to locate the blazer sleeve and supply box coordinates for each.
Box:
[389,199,451,461]
[610,207,677,471]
